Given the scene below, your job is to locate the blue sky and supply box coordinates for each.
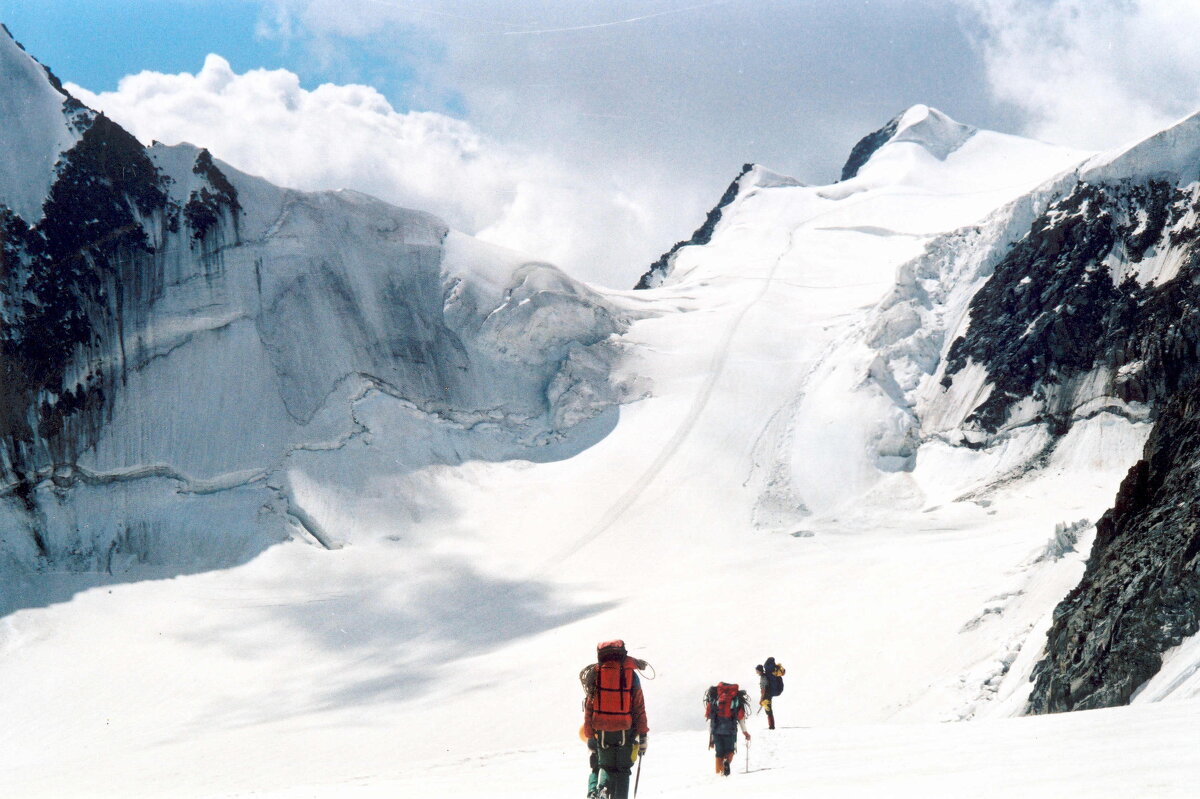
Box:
[3,1,274,89]
[3,1,1199,287]
[0,0,447,111]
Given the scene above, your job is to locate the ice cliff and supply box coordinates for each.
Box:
[0,27,631,595]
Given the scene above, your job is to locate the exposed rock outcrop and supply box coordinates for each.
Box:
[942,178,1200,435]
[1027,382,1200,712]
[634,164,753,289]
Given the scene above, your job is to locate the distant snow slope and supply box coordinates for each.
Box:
[4,21,1200,797]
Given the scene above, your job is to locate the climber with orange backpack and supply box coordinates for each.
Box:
[580,640,650,799]
[704,682,751,776]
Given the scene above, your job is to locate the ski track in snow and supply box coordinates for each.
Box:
[537,229,798,572]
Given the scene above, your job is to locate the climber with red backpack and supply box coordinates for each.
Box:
[580,640,650,799]
[704,682,751,776]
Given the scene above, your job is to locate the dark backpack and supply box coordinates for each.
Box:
[763,657,785,697]
[704,682,748,721]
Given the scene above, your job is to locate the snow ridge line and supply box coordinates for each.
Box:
[536,232,798,573]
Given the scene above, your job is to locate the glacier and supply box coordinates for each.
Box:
[0,27,633,614]
[2,23,1200,798]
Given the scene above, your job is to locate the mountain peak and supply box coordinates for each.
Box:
[840,105,976,181]
[891,104,976,155]
[0,24,86,221]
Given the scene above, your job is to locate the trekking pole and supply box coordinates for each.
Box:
[633,754,643,797]
[745,737,750,774]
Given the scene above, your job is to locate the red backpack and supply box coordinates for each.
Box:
[704,682,747,721]
[590,640,638,732]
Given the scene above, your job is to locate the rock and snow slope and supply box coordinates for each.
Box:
[0,24,82,223]
[0,26,631,612]
[3,26,1200,797]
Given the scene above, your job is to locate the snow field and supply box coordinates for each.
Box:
[6,103,1200,799]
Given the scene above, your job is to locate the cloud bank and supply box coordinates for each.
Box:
[964,0,1200,149]
[69,56,665,288]
[64,1,1200,288]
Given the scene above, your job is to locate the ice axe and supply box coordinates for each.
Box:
[633,751,643,797]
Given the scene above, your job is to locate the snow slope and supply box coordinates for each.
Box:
[2,28,1200,796]
[0,16,631,603]
[0,26,80,222]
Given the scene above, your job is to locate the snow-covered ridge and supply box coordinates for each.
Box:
[839,104,977,182]
[1081,107,1200,185]
[0,37,635,595]
[637,106,1077,291]
[634,163,755,289]
[0,25,82,222]
[888,103,977,160]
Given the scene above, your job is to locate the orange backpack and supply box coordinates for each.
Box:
[590,640,638,732]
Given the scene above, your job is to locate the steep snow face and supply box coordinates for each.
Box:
[0,67,631,599]
[1081,108,1200,186]
[0,26,82,222]
[635,109,1089,519]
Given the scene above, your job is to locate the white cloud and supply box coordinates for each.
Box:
[230,0,1034,288]
[67,55,668,288]
[963,0,1200,150]
[70,0,1184,287]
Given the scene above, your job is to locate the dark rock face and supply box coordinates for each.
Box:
[839,116,900,181]
[0,113,241,522]
[1,113,167,508]
[943,179,1200,434]
[633,164,753,289]
[185,148,241,242]
[1027,383,1200,712]
[933,169,1200,711]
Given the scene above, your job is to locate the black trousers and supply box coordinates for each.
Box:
[713,732,737,759]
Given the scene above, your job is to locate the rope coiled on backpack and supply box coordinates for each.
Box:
[579,658,654,709]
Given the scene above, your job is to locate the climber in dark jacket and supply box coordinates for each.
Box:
[758,657,785,729]
[756,664,775,729]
